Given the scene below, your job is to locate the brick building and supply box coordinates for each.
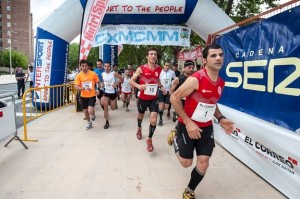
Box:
[0,0,33,63]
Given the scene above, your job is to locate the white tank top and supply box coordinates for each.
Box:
[28,71,34,81]
[102,72,116,94]
[122,77,131,93]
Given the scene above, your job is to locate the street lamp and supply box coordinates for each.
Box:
[9,34,12,77]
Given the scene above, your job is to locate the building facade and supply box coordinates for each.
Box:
[0,0,33,64]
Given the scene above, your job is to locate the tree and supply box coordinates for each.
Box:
[0,49,29,70]
[68,43,79,70]
[213,0,280,19]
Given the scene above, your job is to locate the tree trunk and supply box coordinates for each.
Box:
[225,0,234,15]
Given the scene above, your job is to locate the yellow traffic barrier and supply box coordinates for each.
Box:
[22,84,76,142]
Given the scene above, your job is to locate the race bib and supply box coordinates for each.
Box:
[191,102,216,122]
[123,85,130,90]
[162,78,171,86]
[104,81,113,88]
[144,84,158,96]
[82,81,92,90]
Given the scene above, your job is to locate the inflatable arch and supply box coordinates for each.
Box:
[34,0,234,91]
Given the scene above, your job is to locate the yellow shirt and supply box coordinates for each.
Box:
[75,71,100,97]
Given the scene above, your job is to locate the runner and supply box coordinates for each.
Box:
[121,69,132,112]
[169,44,235,199]
[101,62,123,129]
[74,59,100,130]
[129,47,164,152]
[170,60,195,123]
[94,59,105,110]
[167,60,195,146]
[158,60,176,126]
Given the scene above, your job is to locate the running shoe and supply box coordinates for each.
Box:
[91,114,96,121]
[126,107,129,112]
[86,122,92,130]
[167,130,176,146]
[136,128,142,140]
[158,120,163,127]
[167,112,171,119]
[146,137,154,152]
[172,113,177,123]
[183,189,196,199]
[104,123,109,129]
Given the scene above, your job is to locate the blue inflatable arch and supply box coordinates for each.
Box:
[34,0,234,90]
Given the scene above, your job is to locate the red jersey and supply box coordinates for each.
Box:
[128,69,135,77]
[178,68,225,127]
[138,64,162,100]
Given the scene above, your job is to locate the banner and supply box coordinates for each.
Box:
[105,0,185,14]
[214,6,300,198]
[216,6,300,133]
[93,25,191,47]
[177,46,202,60]
[80,0,109,60]
[34,39,53,103]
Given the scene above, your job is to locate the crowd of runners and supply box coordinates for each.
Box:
[73,44,235,199]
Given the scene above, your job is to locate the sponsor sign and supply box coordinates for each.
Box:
[34,39,53,103]
[213,104,300,198]
[80,0,109,60]
[93,25,191,47]
[214,6,300,198]
[216,6,300,132]
[105,0,185,14]
[177,46,202,60]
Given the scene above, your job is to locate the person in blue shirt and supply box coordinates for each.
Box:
[94,59,105,109]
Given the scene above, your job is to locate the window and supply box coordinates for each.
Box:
[7,22,11,27]
[7,14,10,19]
[7,0,11,2]
[0,31,2,35]
[7,38,11,44]
[0,14,2,18]
[7,6,10,11]
[7,30,11,35]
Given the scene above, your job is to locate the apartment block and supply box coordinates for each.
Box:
[0,0,33,63]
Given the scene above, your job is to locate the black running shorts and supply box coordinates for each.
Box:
[137,98,159,114]
[175,122,215,159]
[80,96,96,109]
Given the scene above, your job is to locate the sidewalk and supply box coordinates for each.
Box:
[0,74,17,85]
[0,101,286,199]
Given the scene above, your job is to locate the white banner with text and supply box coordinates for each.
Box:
[93,25,191,47]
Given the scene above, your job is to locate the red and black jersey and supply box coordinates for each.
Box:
[178,68,225,127]
[138,64,162,100]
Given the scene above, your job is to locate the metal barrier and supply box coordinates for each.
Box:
[22,83,76,142]
[206,0,300,45]
[1,93,28,149]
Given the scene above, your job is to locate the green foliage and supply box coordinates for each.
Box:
[68,43,100,70]
[0,49,29,69]
[87,46,99,66]
[68,43,79,70]
[213,0,280,18]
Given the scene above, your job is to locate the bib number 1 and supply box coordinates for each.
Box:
[191,102,216,123]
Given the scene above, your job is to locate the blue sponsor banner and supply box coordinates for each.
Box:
[103,44,118,66]
[216,6,300,132]
[34,27,69,109]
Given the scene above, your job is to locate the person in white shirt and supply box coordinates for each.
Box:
[158,60,176,126]
[101,62,123,129]
[121,70,132,112]
[26,65,34,88]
